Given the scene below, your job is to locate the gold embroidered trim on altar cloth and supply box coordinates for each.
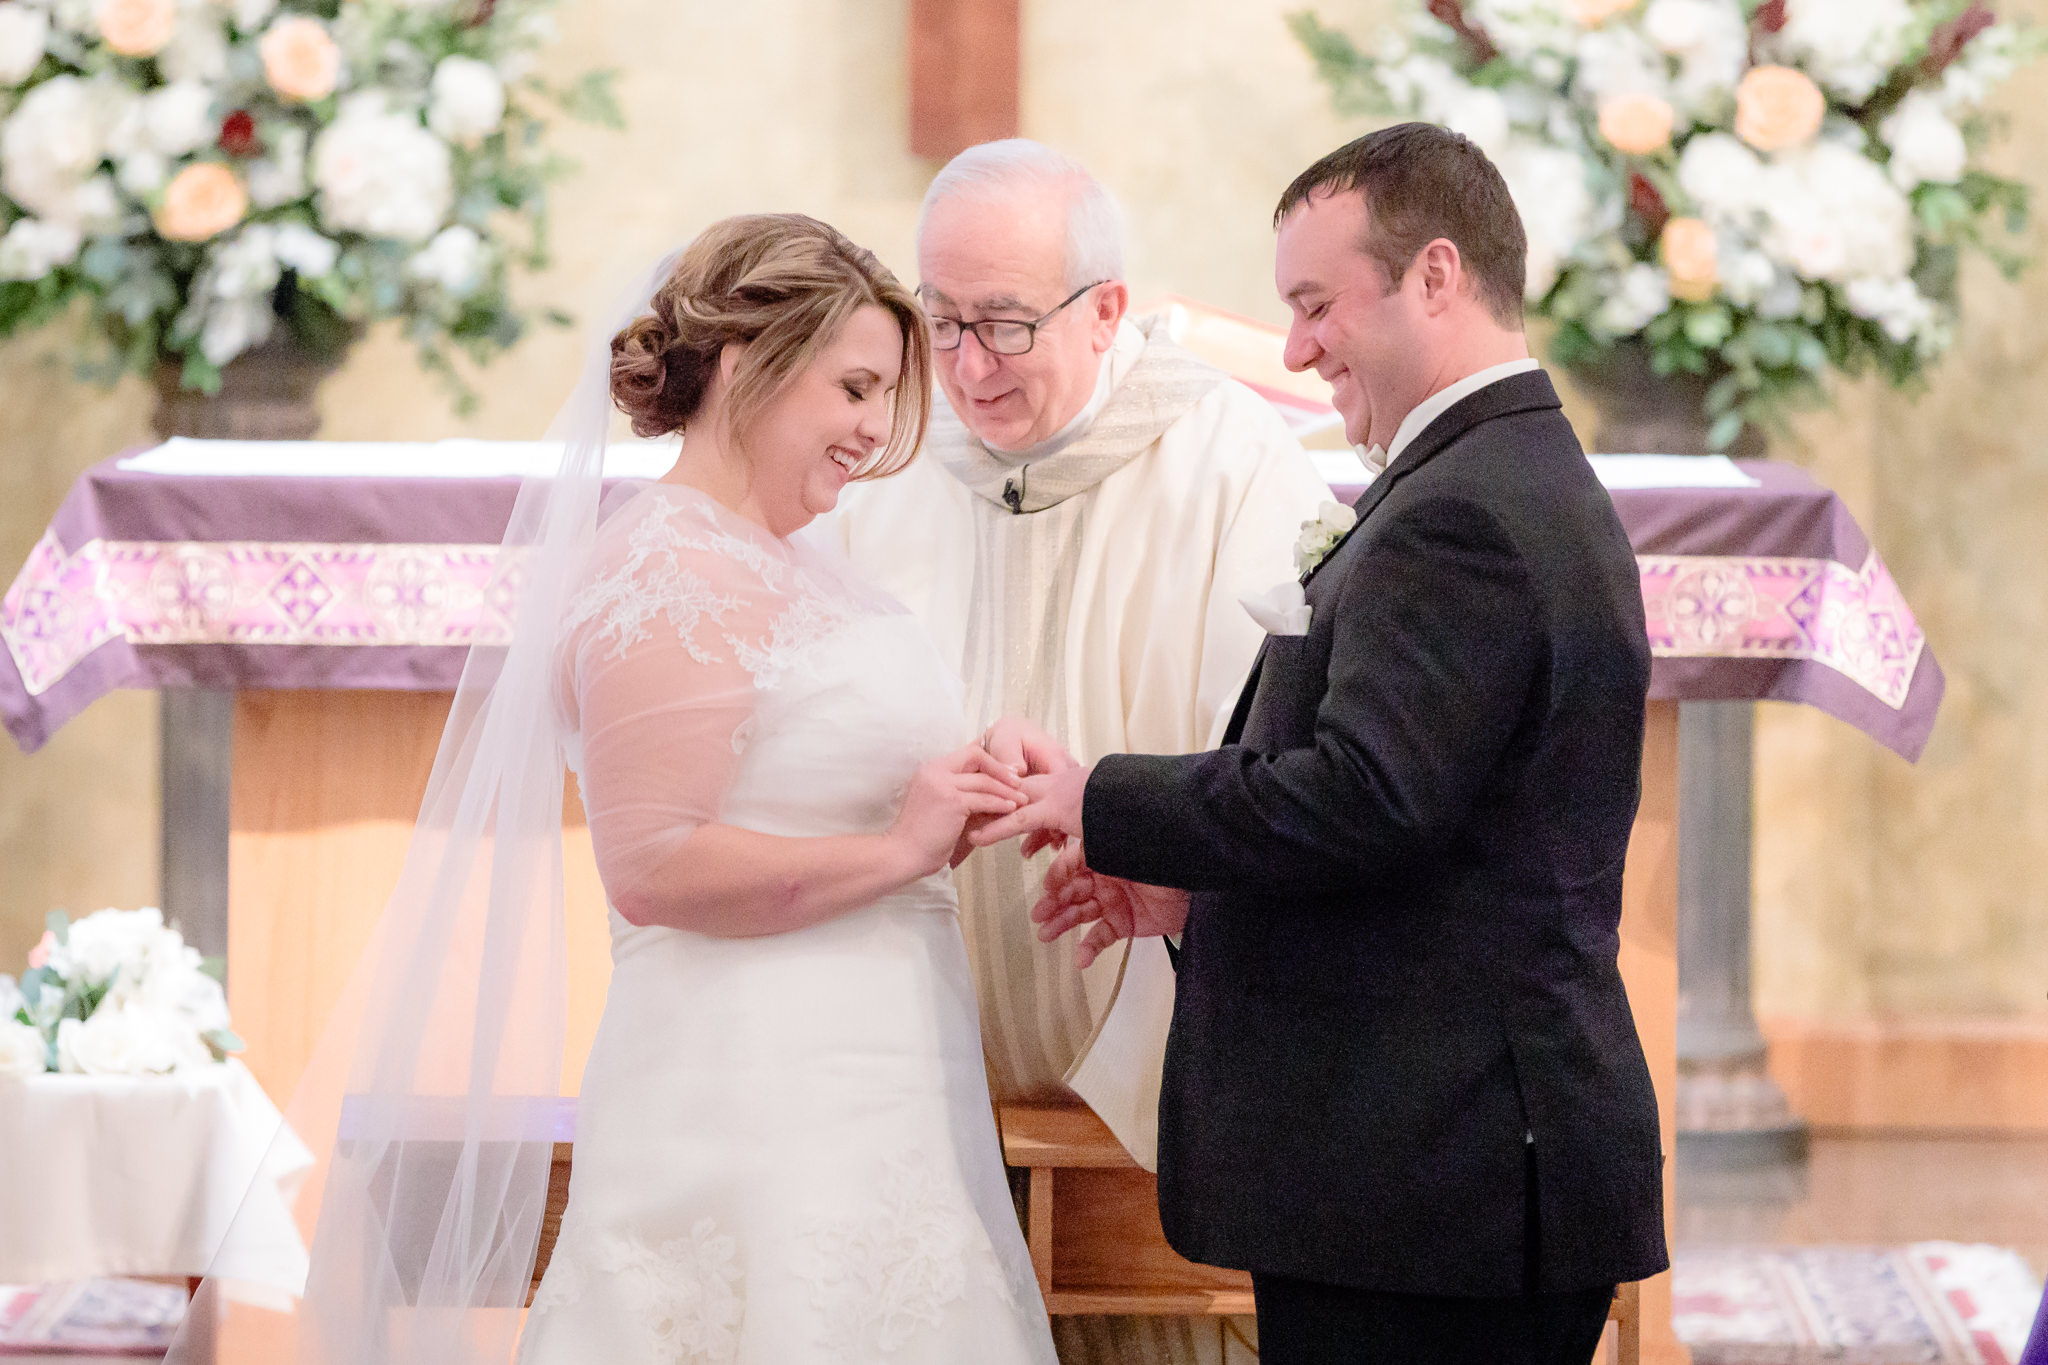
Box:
[2,536,1926,712]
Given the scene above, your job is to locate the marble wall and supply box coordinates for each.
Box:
[2,0,2043,1025]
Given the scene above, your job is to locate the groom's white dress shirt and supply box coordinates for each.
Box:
[1357,357,1541,477]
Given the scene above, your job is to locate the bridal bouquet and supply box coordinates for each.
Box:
[0,0,619,404]
[1294,0,2044,446]
[0,907,242,1077]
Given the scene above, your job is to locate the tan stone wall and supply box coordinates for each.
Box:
[2,0,2043,1026]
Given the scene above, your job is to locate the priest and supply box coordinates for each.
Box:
[831,139,1329,1363]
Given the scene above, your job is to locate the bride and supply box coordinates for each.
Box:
[509,215,1060,1361]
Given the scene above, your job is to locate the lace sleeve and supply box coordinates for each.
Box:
[556,489,780,912]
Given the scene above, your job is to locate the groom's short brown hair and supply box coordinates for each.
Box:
[1276,123,1527,330]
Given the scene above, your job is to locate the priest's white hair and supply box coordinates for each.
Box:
[918,138,1127,289]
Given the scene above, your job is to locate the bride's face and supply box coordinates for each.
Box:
[742,304,904,536]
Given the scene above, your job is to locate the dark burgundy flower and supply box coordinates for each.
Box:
[1750,0,1787,34]
[1629,172,1670,240]
[218,110,261,158]
[1427,0,1500,66]
[1924,3,1996,77]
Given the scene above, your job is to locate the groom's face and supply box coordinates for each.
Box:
[1275,190,1419,451]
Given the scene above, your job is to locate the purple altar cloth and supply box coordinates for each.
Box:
[3,453,1942,761]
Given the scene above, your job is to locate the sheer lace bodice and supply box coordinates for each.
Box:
[555,482,959,905]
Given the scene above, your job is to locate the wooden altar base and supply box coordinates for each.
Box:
[228,693,1682,1363]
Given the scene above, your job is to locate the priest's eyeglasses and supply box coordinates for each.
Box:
[923,282,1107,356]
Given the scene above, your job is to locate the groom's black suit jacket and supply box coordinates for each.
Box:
[1083,369,1668,1297]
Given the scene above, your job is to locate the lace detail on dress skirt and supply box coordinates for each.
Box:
[525,1217,745,1363]
[802,1151,1004,1354]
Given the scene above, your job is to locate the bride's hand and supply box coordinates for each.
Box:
[980,717,1078,779]
[891,746,1027,879]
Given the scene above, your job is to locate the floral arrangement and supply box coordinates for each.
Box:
[0,0,619,405]
[1295,499,1359,575]
[1294,0,2044,447]
[0,907,241,1078]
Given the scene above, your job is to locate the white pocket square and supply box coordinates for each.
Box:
[1242,579,1311,636]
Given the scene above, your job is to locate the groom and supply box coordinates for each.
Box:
[978,123,1669,1363]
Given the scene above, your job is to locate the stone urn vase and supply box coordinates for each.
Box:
[149,330,347,442]
[1566,338,1765,457]
[1567,339,1808,1176]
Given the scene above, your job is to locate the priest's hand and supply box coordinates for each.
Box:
[968,763,1090,849]
[1032,840,1190,969]
[979,717,1079,779]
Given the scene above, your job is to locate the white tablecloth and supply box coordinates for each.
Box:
[0,1060,312,1304]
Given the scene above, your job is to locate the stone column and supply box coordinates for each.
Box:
[1674,700,1808,1166]
[160,691,232,972]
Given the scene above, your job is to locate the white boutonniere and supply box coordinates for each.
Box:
[1294,500,1358,577]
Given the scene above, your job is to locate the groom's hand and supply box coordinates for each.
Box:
[968,764,1090,847]
[1031,841,1190,969]
[979,717,1079,779]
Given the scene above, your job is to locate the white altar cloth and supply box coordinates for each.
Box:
[0,1060,312,1304]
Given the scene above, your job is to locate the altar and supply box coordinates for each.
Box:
[0,438,1941,1365]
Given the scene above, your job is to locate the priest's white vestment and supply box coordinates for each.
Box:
[833,316,1330,1169]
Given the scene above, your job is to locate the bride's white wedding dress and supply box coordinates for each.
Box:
[516,481,1056,1364]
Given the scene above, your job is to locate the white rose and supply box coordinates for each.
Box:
[155,8,228,83]
[1678,132,1765,226]
[1772,0,1915,103]
[0,1019,46,1078]
[1644,0,1747,112]
[0,215,82,279]
[1574,26,1667,103]
[206,224,280,299]
[230,0,276,30]
[1441,86,1511,157]
[0,75,104,220]
[1497,140,1595,299]
[1593,263,1671,338]
[272,222,338,277]
[144,80,217,157]
[1317,501,1358,535]
[0,974,21,1023]
[247,123,307,208]
[1844,275,1936,345]
[1759,141,1913,284]
[58,907,176,990]
[1718,247,1779,308]
[1466,0,1578,63]
[198,293,275,365]
[427,54,505,146]
[117,149,167,195]
[405,223,485,296]
[0,3,50,84]
[1880,90,1966,190]
[312,95,453,242]
[59,1006,208,1076]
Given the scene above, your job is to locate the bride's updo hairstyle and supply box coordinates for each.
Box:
[610,213,932,481]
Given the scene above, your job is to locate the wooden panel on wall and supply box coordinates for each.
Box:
[1620,701,1686,1365]
[227,690,614,1109]
[1763,1016,2048,1133]
[908,0,1021,161]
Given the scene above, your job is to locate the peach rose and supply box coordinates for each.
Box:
[1599,92,1676,155]
[1572,0,1640,23]
[1661,217,1719,302]
[1735,65,1825,152]
[259,16,340,103]
[97,0,176,57]
[155,162,247,241]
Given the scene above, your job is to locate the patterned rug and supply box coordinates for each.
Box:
[1675,1243,2043,1365]
[0,1278,186,1355]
